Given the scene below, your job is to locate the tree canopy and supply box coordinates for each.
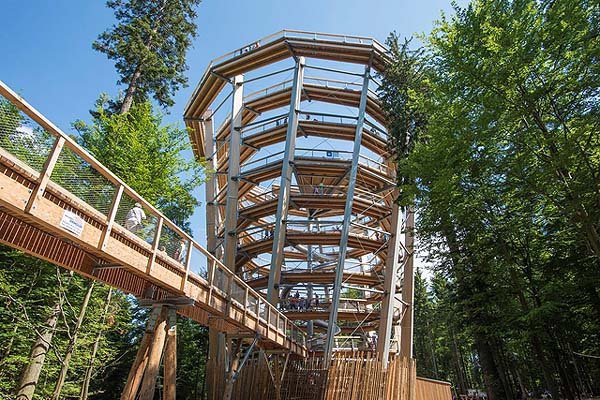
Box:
[381,0,600,398]
[94,0,202,113]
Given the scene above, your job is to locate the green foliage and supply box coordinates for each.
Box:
[0,248,133,398]
[94,0,202,109]
[75,98,206,228]
[378,34,429,189]
[381,0,600,397]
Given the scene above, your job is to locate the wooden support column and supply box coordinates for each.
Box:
[223,338,241,400]
[203,110,218,257]
[121,305,178,400]
[376,199,403,366]
[206,318,225,400]
[121,307,164,400]
[400,207,415,358]
[137,309,168,400]
[223,75,244,270]
[163,308,177,400]
[266,56,305,305]
[324,64,371,363]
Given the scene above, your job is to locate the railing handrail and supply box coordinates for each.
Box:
[210,30,380,67]
[0,79,306,348]
[183,29,389,116]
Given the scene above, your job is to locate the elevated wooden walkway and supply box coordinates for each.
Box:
[247,271,381,289]
[0,81,306,356]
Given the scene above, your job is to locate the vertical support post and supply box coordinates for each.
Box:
[146,217,164,274]
[376,199,402,365]
[137,308,168,400]
[324,64,370,364]
[206,318,221,400]
[121,306,164,400]
[99,184,124,250]
[181,239,193,291]
[267,56,305,305]
[307,215,314,338]
[400,207,415,358]
[25,136,65,213]
[223,339,241,400]
[223,75,244,271]
[203,111,218,256]
[163,308,177,400]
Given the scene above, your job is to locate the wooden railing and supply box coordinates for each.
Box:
[0,80,306,354]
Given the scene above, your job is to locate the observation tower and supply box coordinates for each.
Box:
[184,30,414,362]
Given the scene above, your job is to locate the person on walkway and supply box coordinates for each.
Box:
[125,202,146,233]
[173,238,187,263]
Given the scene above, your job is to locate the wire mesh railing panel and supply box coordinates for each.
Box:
[213,266,228,292]
[189,245,208,279]
[247,292,258,313]
[231,280,246,305]
[0,98,55,173]
[50,146,116,216]
[269,308,278,327]
[159,224,186,265]
[259,301,267,321]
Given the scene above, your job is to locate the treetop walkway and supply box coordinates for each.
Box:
[0,80,306,356]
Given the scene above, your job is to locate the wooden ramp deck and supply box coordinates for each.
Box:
[0,80,306,356]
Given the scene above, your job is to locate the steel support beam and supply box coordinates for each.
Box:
[376,198,403,366]
[266,57,305,305]
[400,207,415,358]
[324,64,370,363]
[223,75,244,270]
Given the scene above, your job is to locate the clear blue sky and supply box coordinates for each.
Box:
[1,0,466,243]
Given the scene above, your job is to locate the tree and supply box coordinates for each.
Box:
[94,0,202,114]
[75,99,206,229]
[380,1,600,398]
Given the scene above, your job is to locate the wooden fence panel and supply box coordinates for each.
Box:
[221,352,422,400]
[415,377,452,400]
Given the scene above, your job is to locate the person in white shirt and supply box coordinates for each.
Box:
[173,238,187,263]
[125,202,146,233]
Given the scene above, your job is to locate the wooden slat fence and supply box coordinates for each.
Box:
[415,377,453,400]
[224,352,423,400]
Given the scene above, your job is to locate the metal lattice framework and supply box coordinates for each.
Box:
[184,30,415,364]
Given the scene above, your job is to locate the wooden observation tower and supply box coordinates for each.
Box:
[184,30,415,365]
[0,29,452,400]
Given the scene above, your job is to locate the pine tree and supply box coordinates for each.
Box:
[93,0,202,113]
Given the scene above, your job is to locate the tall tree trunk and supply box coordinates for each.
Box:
[1,268,41,365]
[474,333,508,400]
[119,67,142,114]
[118,0,168,115]
[450,331,468,395]
[16,301,61,400]
[16,269,71,400]
[79,288,113,400]
[508,268,560,398]
[52,281,95,400]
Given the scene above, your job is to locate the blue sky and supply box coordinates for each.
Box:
[1,0,466,244]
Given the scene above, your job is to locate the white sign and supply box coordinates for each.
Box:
[60,210,84,237]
